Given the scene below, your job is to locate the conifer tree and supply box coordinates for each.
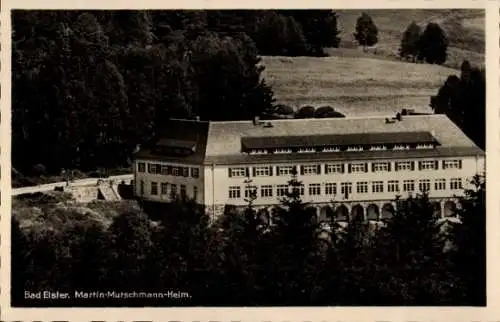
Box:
[417,22,448,64]
[399,21,422,61]
[266,167,322,305]
[353,12,378,51]
[449,174,486,305]
[370,193,453,304]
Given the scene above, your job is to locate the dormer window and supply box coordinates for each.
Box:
[370,145,387,151]
[346,146,363,152]
[274,148,292,154]
[250,149,268,155]
[416,143,434,149]
[394,144,410,150]
[298,147,316,153]
[323,146,340,152]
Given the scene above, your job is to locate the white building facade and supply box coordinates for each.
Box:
[133,115,485,222]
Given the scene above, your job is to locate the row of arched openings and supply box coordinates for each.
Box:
[255,201,458,225]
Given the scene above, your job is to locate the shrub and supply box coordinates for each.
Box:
[274,104,295,115]
[295,105,315,118]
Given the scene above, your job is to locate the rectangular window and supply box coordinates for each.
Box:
[171,184,177,196]
[357,181,368,194]
[301,165,320,175]
[277,184,289,197]
[250,149,268,155]
[245,186,258,199]
[172,167,180,176]
[228,186,241,199]
[450,178,463,190]
[182,167,189,177]
[350,163,367,173]
[403,180,415,192]
[228,167,248,178]
[160,165,169,175]
[261,185,273,198]
[191,167,200,178]
[394,144,410,150]
[419,160,436,170]
[372,181,384,193]
[325,163,344,174]
[161,182,168,195]
[275,148,292,154]
[298,147,315,153]
[193,186,198,200]
[254,166,271,177]
[442,160,462,170]
[340,182,352,197]
[388,180,400,193]
[372,162,391,172]
[140,180,144,195]
[419,179,431,192]
[138,162,145,173]
[395,161,414,171]
[309,183,321,196]
[370,145,387,151]
[435,179,446,190]
[325,182,337,195]
[148,163,159,174]
[277,166,295,176]
[180,184,186,197]
[151,182,158,195]
[292,184,305,196]
[346,146,363,152]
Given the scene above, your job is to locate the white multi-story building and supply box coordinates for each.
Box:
[133,114,485,222]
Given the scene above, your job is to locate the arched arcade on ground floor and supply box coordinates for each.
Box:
[246,198,460,223]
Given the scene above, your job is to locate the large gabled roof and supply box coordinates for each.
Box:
[204,114,483,165]
[134,114,484,165]
[134,119,209,164]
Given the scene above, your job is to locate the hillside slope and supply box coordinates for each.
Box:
[334,9,484,69]
[261,55,458,116]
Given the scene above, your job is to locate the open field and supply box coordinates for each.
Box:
[334,9,485,69]
[261,55,458,116]
[261,9,484,116]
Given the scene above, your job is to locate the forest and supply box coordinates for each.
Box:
[12,172,486,306]
[12,10,484,183]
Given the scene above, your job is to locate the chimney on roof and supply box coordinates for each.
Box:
[253,116,260,125]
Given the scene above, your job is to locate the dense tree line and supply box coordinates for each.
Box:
[12,10,341,176]
[399,21,449,64]
[12,173,485,306]
[430,60,485,150]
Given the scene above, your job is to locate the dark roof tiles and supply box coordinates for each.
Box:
[241,131,438,150]
[134,115,484,165]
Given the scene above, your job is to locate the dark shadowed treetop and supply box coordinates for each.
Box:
[417,22,449,65]
[353,12,378,48]
[295,105,316,118]
[399,21,422,60]
[11,10,275,174]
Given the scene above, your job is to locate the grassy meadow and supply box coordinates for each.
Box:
[261,9,484,116]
